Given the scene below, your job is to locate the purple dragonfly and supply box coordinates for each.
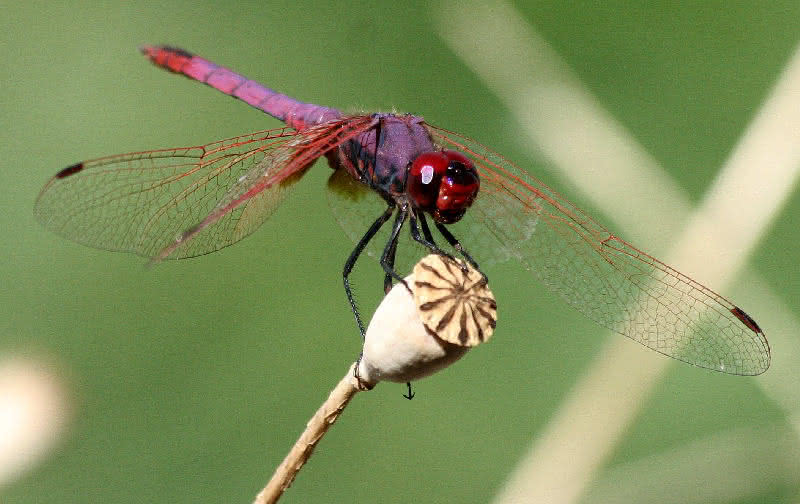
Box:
[35,46,770,377]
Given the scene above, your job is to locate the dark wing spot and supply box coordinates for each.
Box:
[55,162,84,179]
[731,307,762,333]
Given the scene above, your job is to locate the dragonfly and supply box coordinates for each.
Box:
[35,46,770,377]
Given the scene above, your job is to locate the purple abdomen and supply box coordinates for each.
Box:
[140,45,341,130]
[142,47,437,198]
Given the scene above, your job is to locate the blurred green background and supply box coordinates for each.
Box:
[2,1,799,503]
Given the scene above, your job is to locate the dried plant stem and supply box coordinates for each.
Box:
[253,362,368,504]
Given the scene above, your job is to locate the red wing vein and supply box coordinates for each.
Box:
[425,123,769,375]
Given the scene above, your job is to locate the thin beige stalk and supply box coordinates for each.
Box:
[253,363,368,504]
[253,254,494,503]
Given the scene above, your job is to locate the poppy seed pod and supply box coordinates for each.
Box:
[357,255,496,387]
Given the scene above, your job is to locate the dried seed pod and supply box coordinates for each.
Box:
[413,255,497,347]
[357,254,497,387]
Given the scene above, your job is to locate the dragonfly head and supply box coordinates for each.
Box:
[406,150,480,224]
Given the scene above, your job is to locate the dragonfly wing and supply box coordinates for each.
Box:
[35,115,377,260]
[426,124,770,375]
[35,128,296,258]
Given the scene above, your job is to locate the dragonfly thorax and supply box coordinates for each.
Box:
[406,150,480,224]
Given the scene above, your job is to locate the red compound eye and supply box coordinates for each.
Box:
[407,150,480,223]
[407,152,447,211]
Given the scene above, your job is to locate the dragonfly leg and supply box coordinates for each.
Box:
[417,211,436,244]
[411,211,441,251]
[411,212,458,262]
[434,221,486,280]
[380,208,410,291]
[343,204,395,339]
[349,207,410,388]
[383,235,398,294]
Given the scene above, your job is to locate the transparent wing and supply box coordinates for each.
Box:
[35,115,377,260]
[426,123,770,376]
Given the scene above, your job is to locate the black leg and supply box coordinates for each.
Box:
[410,212,470,280]
[418,211,436,244]
[409,211,448,255]
[434,221,483,273]
[343,204,394,338]
[383,236,398,294]
[380,208,409,289]
[403,382,415,400]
